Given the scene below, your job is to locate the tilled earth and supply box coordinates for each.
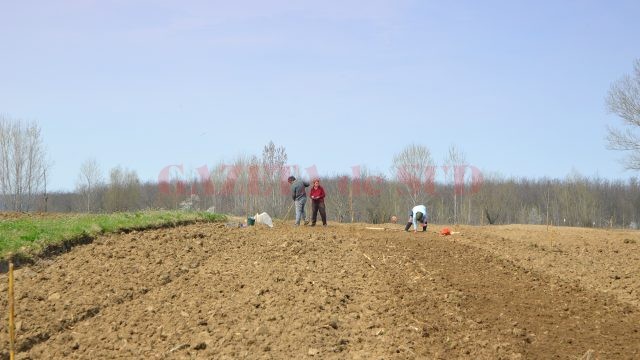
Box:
[0,221,639,359]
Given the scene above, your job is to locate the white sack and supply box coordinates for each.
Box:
[255,212,274,228]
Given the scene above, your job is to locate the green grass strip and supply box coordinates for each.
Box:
[0,211,226,260]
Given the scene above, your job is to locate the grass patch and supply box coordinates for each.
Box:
[0,211,226,260]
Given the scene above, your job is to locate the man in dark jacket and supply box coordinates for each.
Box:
[288,176,310,225]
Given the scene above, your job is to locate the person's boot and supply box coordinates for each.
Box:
[422,225,427,232]
[404,222,412,231]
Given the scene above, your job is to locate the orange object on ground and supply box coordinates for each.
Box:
[440,227,451,236]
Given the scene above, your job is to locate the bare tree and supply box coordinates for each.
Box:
[0,116,48,211]
[75,158,103,212]
[391,144,435,205]
[474,172,511,225]
[261,141,288,216]
[356,167,389,223]
[443,145,467,224]
[105,166,141,212]
[322,175,350,223]
[606,59,640,170]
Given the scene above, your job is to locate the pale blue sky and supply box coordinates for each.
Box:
[1,0,638,191]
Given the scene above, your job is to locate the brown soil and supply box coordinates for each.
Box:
[0,221,638,359]
[0,212,66,220]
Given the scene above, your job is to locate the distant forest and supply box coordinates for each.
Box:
[38,170,638,229]
[1,117,638,229]
[23,141,640,229]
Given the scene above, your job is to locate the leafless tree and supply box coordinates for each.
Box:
[75,158,103,212]
[211,155,254,216]
[321,174,350,223]
[0,116,48,211]
[561,170,598,227]
[606,59,640,170]
[355,167,390,224]
[474,172,510,225]
[391,144,435,205]
[443,145,467,224]
[105,166,141,212]
[261,141,288,217]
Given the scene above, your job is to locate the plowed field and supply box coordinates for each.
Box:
[1,221,639,359]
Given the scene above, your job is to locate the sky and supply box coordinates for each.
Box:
[1,0,639,191]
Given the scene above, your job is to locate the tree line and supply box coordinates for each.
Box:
[0,122,639,229]
[9,141,637,230]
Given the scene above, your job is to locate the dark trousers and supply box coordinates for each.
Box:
[311,199,327,225]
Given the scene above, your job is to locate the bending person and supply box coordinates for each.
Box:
[405,204,428,233]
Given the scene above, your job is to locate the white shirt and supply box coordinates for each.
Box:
[411,205,428,230]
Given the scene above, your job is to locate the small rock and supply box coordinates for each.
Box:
[329,319,339,329]
[48,292,61,301]
[194,342,207,350]
[308,348,320,356]
[421,324,429,337]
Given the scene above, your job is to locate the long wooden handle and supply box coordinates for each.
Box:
[284,202,294,220]
[9,262,15,360]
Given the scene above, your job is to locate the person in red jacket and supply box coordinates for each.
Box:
[309,178,327,226]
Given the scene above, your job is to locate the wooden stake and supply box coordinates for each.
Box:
[9,262,16,360]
